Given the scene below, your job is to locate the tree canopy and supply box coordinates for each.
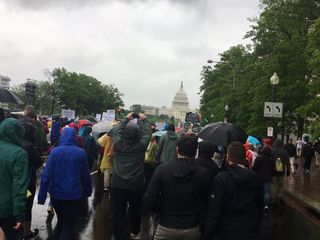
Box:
[12,68,124,116]
[200,0,320,138]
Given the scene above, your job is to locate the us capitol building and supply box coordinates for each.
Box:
[140,82,191,121]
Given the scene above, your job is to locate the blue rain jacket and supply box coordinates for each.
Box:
[38,128,92,204]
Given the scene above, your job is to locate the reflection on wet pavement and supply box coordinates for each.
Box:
[32,172,320,240]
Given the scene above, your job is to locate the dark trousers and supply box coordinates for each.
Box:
[304,157,312,171]
[0,217,18,240]
[112,187,143,240]
[51,198,81,240]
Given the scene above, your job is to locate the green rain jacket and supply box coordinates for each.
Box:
[155,131,179,164]
[0,118,29,221]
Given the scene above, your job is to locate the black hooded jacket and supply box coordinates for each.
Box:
[271,139,290,177]
[143,158,211,229]
[204,165,263,240]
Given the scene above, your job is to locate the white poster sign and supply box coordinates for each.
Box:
[95,114,102,122]
[101,110,116,123]
[61,109,75,119]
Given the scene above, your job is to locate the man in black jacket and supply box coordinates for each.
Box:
[271,139,290,201]
[204,141,263,240]
[284,139,297,174]
[143,135,211,240]
[195,141,219,181]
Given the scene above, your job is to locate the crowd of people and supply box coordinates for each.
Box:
[0,107,319,240]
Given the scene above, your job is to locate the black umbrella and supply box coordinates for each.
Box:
[0,88,23,104]
[198,122,247,147]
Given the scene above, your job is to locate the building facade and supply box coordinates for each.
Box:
[0,75,11,90]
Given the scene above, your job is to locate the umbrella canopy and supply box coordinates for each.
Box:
[79,115,98,124]
[78,119,92,128]
[0,88,23,104]
[154,130,167,137]
[198,122,247,147]
[247,136,261,147]
[92,121,112,133]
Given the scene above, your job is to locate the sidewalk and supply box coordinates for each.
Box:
[284,163,320,214]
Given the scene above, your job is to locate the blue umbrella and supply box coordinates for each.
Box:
[154,130,167,137]
[247,136,261,147]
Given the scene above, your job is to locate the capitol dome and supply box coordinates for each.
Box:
[172,82,189,109]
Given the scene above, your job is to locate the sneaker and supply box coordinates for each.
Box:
[47,206,54,216]
[130,233,140,240]
[22,229,39,240]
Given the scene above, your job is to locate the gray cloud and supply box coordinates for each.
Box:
[3,0,207,10]
[0,0,260,109]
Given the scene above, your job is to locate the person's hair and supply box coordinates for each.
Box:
[168,123,175,132]
[25,110,37,120]
[177,135,198,158]
[198,141,217,158]
[227,141,246,165]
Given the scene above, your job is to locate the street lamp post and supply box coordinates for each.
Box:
[270,72,280,139]
[270,72,280,102]
[207,59,236,89]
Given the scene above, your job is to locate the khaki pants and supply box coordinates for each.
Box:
[154,225,201,240]
[316,152,320,167]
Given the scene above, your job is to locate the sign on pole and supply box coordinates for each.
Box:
[264,102,283,118]
[61,109,75,119]
[267,127,274,137]
[101,110,116,123]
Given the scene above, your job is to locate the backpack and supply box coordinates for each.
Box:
[275,157,284,172]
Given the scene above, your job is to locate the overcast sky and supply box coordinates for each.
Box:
[0,0,260,109]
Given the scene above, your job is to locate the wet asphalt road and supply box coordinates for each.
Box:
[30,172,320,240]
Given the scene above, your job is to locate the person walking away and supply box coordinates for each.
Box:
[20,122,43,239]
[38,128,92,240]
[98,127,116,192]
[204,141,263,240]
[112,113,151,240]
[143,136,211,240]
[271,139,290,203]
[0,118,29,240]
[24,109,48,154]
[296,138,304,169]
[252,146,275,213]
[302,141,315,174]
[50,116,61,146]
[195,141,219,181]
[79,125,98,170]
[313,139,320,168]
[154,124,179,164]
[284,139,297,174]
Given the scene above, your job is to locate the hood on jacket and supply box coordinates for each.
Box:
[169,158,197,182]
[21,121,37,144]
[79,125,92,137]
[273,139,283,148]
[228,165,261,189]
[166,130,179,140]
[261,145,271,157]
[60,128,78,146]
[199,141,217,158]
[122,123,141,141]
[0,117,25,146]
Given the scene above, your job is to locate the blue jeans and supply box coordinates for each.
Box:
[51,198,81,240]
[112,187,143,240]
[263,181,272,207]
